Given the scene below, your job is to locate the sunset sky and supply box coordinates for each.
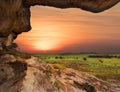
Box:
[15,4,120,53]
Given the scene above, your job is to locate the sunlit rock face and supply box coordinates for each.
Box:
[0,0,119,49]
[0,53,120,92]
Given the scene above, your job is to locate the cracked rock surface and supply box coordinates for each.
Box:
[0,52,120,92]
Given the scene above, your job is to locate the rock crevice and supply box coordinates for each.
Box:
[0,53,120,92]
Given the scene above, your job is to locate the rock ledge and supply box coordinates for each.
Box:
[0,53,120,92]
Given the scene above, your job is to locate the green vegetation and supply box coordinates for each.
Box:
[0,50,31,59]
[54,81,61,89]
[53,64,66,70]
[35,54,120,83]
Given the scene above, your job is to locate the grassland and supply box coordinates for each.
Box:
[35,54,120,84]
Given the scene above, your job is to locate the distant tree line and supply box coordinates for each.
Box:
[88,55,120,58]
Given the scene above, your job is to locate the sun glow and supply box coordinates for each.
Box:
[14,5,120,53]
[33,38,60,51]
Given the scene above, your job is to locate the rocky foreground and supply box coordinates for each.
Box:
[0,52,120,92]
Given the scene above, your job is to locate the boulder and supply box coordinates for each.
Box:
[0,53,120,92]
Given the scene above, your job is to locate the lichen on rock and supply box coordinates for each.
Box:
[0,53,120,92]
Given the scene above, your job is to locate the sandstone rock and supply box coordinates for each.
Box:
[0,54,16,63]
[0,53,120,92]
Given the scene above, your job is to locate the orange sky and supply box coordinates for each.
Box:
[15,4,120,53]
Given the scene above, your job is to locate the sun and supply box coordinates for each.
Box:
[33,41,54,51]
[33,38,59,51]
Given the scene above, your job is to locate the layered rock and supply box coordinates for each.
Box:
[0,0,119,50]
[0,53,120,92]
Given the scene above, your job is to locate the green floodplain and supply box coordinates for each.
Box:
[35,54,120,84]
